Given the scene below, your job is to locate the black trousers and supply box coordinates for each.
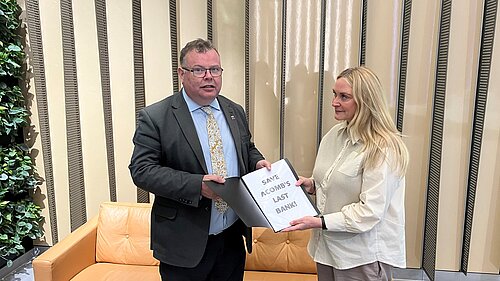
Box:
[159,220,246,281]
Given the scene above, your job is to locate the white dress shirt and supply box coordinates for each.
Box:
[308,122,406,270]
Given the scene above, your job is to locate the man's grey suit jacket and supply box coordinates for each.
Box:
[129,91,264,268]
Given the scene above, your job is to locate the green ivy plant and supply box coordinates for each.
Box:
[0,0,43,267]
[0,83,28,138]
[0,199,43,267]
[0,144,39,196]
[0,145,41,267]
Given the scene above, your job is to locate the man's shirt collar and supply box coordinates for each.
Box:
[182,89,221,112]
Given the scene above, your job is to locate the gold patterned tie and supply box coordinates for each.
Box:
[201,106,229,213]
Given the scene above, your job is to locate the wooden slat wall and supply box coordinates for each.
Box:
[22,0,499,275]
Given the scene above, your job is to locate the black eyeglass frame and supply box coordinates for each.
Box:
[181,66,224,78]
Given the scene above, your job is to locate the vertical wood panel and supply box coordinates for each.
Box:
[142,0,173,104]
[207,0,213,42]
[179,0,207,48]
[316,0,327,147]
[283,0,320,176]
[95,0,117,203]
[132,0,149,204]
[213,0,246,106]
[107,0,137,203]
[396,0,412,133]
[423,1,452,279]
[403,0,440,269]
[436,0,482,271]
[38,0,73,240]
[359,0,367,65]
[321,0,361,136]
[24,0,58,245]
[468,1,500,273]
[73,0,110,219]
[461,0,498,274]
[61,0,87,231]
[245,0,250,118]
[365,0,402,117]
[249,0,282,162]
[169,0,179,93]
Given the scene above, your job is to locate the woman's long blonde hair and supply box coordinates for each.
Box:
[337,66,409,176]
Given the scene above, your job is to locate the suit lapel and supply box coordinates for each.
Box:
[172,93,208,174]
[219,98,243,170]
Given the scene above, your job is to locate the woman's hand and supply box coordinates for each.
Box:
[296,176,315,195]
[281,216,322,232]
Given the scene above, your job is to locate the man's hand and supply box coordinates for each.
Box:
[256,160,272,170]
[201,175,225,199]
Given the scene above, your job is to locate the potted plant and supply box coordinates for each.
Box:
[0,0,43,268]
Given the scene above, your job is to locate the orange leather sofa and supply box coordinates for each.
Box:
[33,202,317,281]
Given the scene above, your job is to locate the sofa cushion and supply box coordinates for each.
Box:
[244,271,317,281]
[71,263,160,281]
[96,202,159,266]
[245,227,316,274]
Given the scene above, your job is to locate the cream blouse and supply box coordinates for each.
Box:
[308,122,406,270]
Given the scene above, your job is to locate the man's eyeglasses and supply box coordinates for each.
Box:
[182,67,223,78]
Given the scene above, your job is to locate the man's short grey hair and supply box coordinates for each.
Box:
[179,38,219,66]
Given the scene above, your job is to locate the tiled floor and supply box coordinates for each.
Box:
[0,264,419,281]
[0,248,44,281]
[1,262,33,281]
[1,249,499,281]
[1,260,422,281]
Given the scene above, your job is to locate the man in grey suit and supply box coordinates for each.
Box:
[129,38,271,281]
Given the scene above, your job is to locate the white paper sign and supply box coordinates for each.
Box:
[241,158,319,231]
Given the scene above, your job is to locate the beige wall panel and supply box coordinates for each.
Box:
[249,0,282,162]
[213,0,245,107]
[107,0,137,203]
[436,0,482,271]
[73,0,110,219]
[283,0,320,176]
[17,0,54,246]
[321,0,361,136]
[468,12,500,274]
[39,0,72,240]
[27,85,53,246]
[179,0,207,48]
[29,103,52,246]
[364,0,402,117]
[402,0,440,268]
[142,0,173,104]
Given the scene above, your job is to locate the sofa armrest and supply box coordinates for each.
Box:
[33,216,98,281]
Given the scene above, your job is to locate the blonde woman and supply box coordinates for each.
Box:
[283,66,409,281]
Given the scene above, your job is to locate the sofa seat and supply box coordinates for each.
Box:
[244,271,317,281]
[70,263,159,281]
[244,227,317,280]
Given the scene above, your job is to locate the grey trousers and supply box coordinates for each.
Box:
[317,261,393,281]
